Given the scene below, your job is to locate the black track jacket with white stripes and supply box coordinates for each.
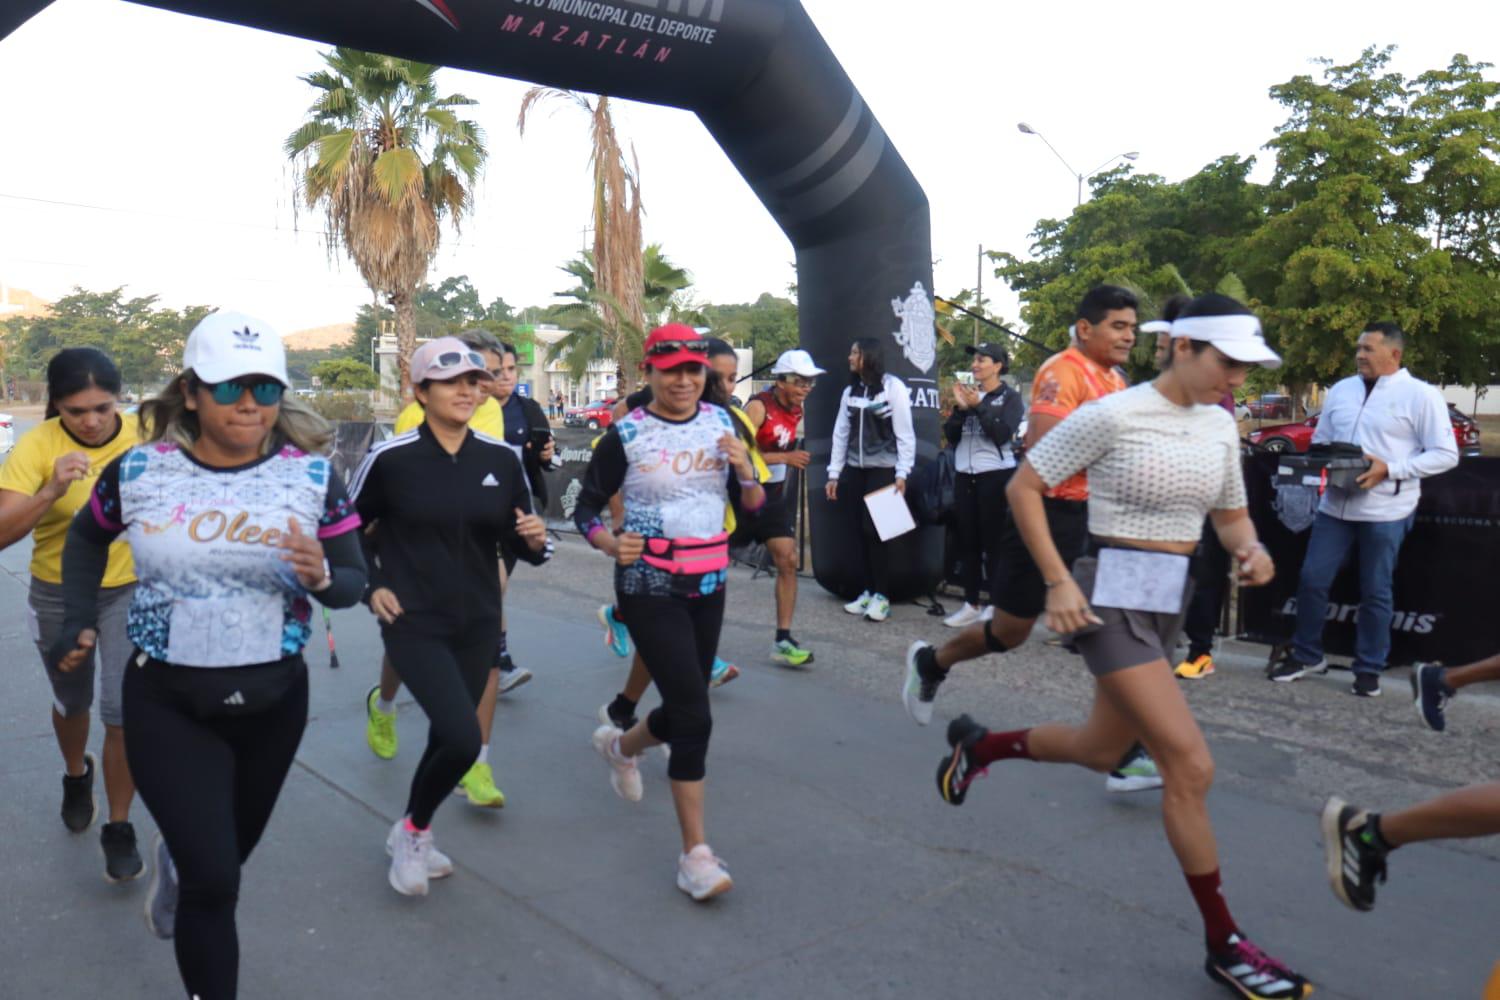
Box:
[349,423,551,636]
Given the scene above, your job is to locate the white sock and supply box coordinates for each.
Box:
[377,696,396,715]
[476,744,489,766]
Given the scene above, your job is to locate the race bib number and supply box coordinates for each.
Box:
[167,593,284,667]
[1090,549,1190,615]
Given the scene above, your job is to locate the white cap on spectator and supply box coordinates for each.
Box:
[772,349,826,378]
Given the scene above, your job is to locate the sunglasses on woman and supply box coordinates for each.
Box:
[433,350,488,370]
[646,339,708,356]
[200,378,285,406]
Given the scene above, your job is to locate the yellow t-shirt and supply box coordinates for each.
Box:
[394,397,505,439]
[0,415,140,586]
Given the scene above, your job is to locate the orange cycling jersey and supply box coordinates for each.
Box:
[1028,346,1127,501]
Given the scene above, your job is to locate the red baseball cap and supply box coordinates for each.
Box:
[642,323,709,370]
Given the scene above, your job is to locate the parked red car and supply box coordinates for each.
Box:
[1247,405,1482,457]
[564,398,618,430]
[1243,394,1293,419]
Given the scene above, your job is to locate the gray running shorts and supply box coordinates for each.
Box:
[28,577,135,726]
[1066,556,1193,677]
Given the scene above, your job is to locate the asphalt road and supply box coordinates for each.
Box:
[2,484,1498,999]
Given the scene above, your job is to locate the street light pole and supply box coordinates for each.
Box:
[976,243,983,347]
[1017,122,1139,206]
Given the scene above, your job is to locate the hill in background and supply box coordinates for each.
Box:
[284,322,354,351]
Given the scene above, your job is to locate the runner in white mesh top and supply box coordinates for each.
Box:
[935,294,1313,1000]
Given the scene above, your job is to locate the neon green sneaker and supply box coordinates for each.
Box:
[770,638,814,668]
[458,762,506,809]
[365,686,398,761]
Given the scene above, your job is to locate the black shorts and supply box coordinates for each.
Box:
[733,482,795,545]
[988,497,1089,619]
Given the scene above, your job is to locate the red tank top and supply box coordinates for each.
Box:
[752,388,801,454]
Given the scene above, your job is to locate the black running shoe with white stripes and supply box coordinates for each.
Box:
[1320,796,1388,912]
[936,714,987,806]
[1205,934,1311,999]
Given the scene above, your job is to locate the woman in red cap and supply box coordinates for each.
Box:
[573,324,765,901]
[348,336,551,897]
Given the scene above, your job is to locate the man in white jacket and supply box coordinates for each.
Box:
[1269,323,1459,696]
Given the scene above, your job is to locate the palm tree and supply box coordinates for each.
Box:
[518,89,645,391]
[546,244,700,383]
[287,48,486,399]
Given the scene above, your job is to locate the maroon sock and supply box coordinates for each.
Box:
[971,729,1033,769]
[1185,869,1240,952]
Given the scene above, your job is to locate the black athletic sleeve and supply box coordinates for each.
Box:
[348,449,388,599]
[977,387,1025,450]
[943,406,966,446]
[311,469,367,609]
[572,428,627,539]
[501,448,553,567]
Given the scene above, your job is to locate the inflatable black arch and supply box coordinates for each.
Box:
[4,0,943,599]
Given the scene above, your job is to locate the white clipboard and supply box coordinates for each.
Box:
[863,484,916,542]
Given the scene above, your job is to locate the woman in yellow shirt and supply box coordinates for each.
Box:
[0,348,144,881]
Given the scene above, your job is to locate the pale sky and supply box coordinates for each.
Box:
[1,0,1495,338]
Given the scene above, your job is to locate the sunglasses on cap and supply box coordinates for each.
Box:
[433,350,488,370]
[199,377,285,406]
[646,339,708,357]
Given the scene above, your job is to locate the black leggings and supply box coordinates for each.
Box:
[617,589,725,782]
[1183,519,1231,659]
[124,657,309,1000]
[383,622,493,827]
[953,469,1013,605]
[838,465,897,596]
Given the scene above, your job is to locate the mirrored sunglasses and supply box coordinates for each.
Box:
[646,339,708,357]
[433,350,487,370]
[203,378,285,406]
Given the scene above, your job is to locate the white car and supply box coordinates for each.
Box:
[0,413,14,455]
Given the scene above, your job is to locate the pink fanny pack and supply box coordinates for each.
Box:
[640,533,730,575]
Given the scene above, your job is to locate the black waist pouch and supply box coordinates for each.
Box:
[133,650,306,719]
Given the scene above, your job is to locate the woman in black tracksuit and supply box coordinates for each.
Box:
[348,337,551,897]
[942,343,1024,626]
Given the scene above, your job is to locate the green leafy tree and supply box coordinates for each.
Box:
[287,48,486,399]
[701,293,799,372]
[1240,46,1500,398]
[2,287,208,391]
[311,357,379,389]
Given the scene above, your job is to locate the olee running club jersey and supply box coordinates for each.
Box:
[573,403,740,597]
[88,442,360,667]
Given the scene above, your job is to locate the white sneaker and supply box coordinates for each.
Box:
[864,594,891,622]
[981,606,995,622]
[943,603,982,628]
[387,819,433,896]
[497,665,533,693]
[843,591,873,615]
[591,725,643,802]
[386,820,453,879]
[676,844,733,901]
[902,641,938,726]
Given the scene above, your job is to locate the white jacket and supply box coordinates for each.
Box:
[828,373,916,481]
[1311,368,1458,522]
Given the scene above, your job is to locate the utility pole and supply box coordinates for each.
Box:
[975,243,983,346]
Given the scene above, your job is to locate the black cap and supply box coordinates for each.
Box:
[965,342,1009,365]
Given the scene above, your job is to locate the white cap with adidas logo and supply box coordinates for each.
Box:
[183,310,290,387]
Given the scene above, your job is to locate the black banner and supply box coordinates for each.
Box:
[1240,452,1500,666]
[541,426,604,530]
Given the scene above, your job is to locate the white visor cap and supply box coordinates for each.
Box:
[1171,314,1281,369]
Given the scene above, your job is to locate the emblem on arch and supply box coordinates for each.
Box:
[891,281,936,374]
